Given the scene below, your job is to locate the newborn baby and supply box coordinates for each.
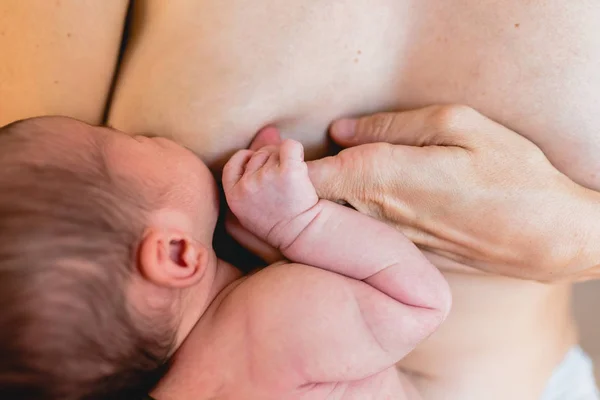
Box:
[0,117,450,400]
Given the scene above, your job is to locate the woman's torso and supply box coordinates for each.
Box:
[108,1,600,398]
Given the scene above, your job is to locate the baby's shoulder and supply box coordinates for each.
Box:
[251,261,347,286]
[227,261,355,307]
[220,261,361,333]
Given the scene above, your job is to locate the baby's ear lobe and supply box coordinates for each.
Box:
[138,229,211,289]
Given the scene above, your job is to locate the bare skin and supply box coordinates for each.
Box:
[0,0,128,126]
[1,1,597,399]
[107,1,600,399]
[3,117,445,399]
[154,139,451,400]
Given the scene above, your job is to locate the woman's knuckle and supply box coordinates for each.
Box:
[430,104,478,132]
[362,142,393,159]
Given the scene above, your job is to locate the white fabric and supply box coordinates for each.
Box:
[541,346,599,400]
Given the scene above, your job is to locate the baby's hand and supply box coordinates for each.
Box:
[223,139,318,244]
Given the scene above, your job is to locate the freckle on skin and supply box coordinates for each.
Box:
[67,32,72,38]
[354,58,358,63]
[54,80,59,84]
[357,50,362,55]
[515,23,520,28]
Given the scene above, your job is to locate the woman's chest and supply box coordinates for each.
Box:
[110,0,600,187]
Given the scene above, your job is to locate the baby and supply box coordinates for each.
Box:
[0,116,450,400]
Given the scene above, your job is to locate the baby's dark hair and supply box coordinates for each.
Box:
[0,118,174,400]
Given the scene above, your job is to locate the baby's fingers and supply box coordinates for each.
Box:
[245,150,271,175]
[263,150,280,170]
[280,139,305,170]
[223,149,254,190]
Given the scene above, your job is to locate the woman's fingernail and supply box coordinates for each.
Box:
[332,119,357,140]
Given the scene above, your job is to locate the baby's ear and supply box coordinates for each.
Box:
[138,229,211,288]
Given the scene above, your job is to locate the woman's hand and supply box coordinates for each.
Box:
[308,105,600,282]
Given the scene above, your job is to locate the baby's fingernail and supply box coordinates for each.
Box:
[332,119,357,140]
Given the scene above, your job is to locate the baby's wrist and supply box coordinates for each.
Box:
[265,201,323,251]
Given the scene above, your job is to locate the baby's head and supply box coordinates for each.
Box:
[0,117,220,399]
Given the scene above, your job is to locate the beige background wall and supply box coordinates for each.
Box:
[574,281,600,382]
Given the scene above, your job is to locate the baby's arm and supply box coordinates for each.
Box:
[269,199,446,310]
[223,140,451,364]
[224,139,449,311]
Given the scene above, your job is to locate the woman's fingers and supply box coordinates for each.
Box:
[307,143,396,205]
[307,151,359,202]
[330,105,494,150]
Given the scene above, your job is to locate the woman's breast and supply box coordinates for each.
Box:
[109,0,600,187]
[109,0,411,168]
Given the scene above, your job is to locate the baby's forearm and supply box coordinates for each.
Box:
[268,200,449,309]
